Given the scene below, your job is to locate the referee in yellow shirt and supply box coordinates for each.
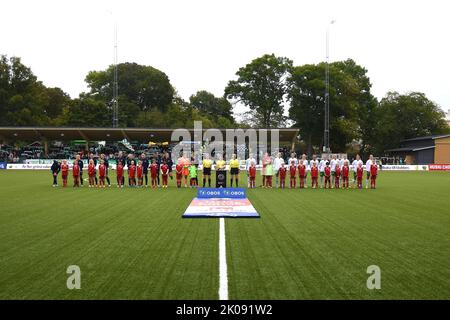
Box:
[229,153,240,187]
[202,154,213,187]
[215,156,226,171]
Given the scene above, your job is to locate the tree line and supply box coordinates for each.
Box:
[0,54,448,156]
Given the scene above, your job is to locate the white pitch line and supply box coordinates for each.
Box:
[219,217,229,300]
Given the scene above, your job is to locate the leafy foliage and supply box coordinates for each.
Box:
[225,54,293,128]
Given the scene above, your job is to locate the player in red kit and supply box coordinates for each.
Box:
[249,161,256,188]
[61,160,69,187]
[137,160,144,187]
[334,163,341,189]
[72,161,80,187]
[342,161,350,189]
[311,162,319,188]
[150,158,158,188]
[324,162,331,189]
[88,159,96,188]
[370,163,378,189]
[116,161,124,188]
[356,163,364,189]
[298,162,306,189]
[279,163,286,189]
[289,160,296,188]
[98,160,106,188]
[161,161,169,188]
[175,162,183,188]
[128,160,136,187]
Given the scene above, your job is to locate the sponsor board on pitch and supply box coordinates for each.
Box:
[197,188,246,199]
[183,188,259,218]
[0,162,7,169]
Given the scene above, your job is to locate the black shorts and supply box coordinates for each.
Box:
[203,167,211,175]
[366,172,371,179]
[230,167,239,175]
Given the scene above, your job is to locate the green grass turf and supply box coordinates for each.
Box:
[0,170,449,299]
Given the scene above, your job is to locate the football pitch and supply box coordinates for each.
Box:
[0,170,449,300]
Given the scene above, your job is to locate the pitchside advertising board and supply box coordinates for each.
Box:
[428,164,450,171]
[183,188,260,218]
[380,165,429,171]
[0,162,6,169]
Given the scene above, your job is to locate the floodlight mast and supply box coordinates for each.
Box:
[112,23,119,128]
[324,20,335,154]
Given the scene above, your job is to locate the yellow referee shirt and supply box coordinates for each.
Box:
[216,160,225,170]
[202,159,212,168]
[229,159,239,169]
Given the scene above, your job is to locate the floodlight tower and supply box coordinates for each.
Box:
[112,23,119,128]
[324,20,335,153]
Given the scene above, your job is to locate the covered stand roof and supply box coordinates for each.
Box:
[0,127,300,144]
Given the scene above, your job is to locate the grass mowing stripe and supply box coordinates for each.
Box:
[219,218,228,300]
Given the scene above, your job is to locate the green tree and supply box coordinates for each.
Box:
[333,60,378,156]
[287,59,371,155]
[85,62,175,113]
[225,54,293,128]
[41,87,71,122]
[65,96,111,127]
[374,92,448,153]
[0,55,69,126]
[189,90,234,122]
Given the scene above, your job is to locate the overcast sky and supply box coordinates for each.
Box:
[2,0,449,113]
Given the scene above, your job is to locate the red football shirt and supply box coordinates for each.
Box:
[311,166,318,178]
[150,163,158,177]
[116,164,124,177]
[324,166,331,177]
[357,167,363,178]
[128,165,136,178]
[99,164,106,177]
[370,164,378,176]
[72,164,80,176]
[137,165,143,178]
[161,164,169,175]
[289,166,296,176]
[342,165,349,178]
[279,167,286,179]
[249,166,256,178]
[298,164,306,177]
[61,164,69,176]
[176,164,183,176]
[88,164,96,177]
[335,167,341,178]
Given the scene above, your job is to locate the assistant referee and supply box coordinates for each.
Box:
[202,154,213,187]
[229,154,240,187]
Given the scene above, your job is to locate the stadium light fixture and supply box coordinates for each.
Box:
[324,19,336,154]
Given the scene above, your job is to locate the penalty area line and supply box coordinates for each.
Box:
[219,217,228,300]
